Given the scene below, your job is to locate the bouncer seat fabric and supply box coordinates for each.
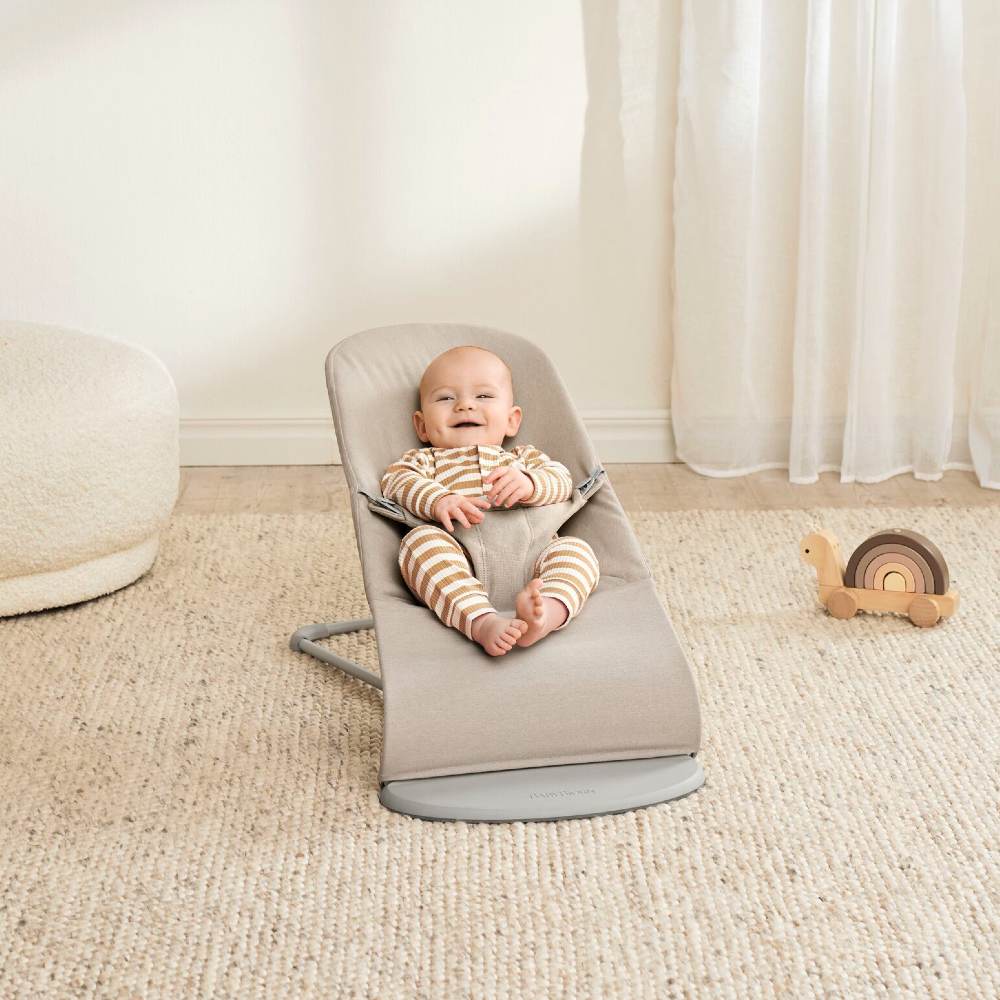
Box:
[329,323,702,784]
[0,321,179,617]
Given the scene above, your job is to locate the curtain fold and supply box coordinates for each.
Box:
[964,0,1000,488]
[670,0,999,487]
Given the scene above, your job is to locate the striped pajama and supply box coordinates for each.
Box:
[381,443,576,520]
[398,524,600,640]
[383,443,600,639]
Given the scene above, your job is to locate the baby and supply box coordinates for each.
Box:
[380,345,600,656]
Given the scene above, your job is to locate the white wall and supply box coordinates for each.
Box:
[0,0,681,464]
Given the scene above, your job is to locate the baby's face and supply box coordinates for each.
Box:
[414,349,522,449]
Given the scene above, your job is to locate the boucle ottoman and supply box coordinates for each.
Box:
[0,321,179,617]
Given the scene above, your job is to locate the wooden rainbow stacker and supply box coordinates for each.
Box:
[800,528,959,628]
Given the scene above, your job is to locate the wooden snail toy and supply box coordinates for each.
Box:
[800,528,959,627]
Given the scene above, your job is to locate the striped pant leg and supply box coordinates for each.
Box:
[531,534,600,630]
[398,525,497,640]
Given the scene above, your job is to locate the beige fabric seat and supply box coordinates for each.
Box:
[292,323,703,820]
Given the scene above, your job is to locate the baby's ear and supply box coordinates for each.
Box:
[506,405,523,437]
[412,410,429,443]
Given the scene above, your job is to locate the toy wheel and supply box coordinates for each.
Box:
[908,595,940,628]
[827,588,858,620]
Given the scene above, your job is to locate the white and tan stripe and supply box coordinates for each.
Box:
[532,535,600,630]
[402,529,475,597]
[381,450,452,520]
[381,444,573,519]
[398,525,496,639]
[511,445,574,506]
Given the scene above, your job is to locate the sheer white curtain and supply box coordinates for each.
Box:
[669,0,1000,487]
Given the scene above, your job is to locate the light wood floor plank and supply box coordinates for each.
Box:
[175,465,998,515]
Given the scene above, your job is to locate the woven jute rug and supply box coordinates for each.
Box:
[1,506,997,999]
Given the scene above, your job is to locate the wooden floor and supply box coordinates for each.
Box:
[176,465,998,514]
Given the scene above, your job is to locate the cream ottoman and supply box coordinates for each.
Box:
[0,321,179,617]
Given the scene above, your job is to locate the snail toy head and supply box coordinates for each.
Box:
[799,530,846,588]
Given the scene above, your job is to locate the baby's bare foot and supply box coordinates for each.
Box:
[514,578,569,647]
[471,613,528,656]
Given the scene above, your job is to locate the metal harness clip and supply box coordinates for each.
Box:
[576,467,606,499]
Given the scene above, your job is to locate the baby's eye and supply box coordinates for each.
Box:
[477,394,493,399]
[436,395,454,402]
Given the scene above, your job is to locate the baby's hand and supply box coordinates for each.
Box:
[433,493,491,533]
[483,468,534,508]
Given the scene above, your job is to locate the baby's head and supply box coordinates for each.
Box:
[413,345,523,449]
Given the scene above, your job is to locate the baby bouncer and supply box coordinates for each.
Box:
[290,323,704,821]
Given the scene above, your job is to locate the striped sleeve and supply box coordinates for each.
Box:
[509,445,574,506]
[380,449,453,521]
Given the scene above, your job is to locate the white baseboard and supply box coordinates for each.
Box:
[180,419,342,466]
[582,410,676,463]
[179,410,676,466]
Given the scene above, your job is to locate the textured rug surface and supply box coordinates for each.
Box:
[1,506,997,999]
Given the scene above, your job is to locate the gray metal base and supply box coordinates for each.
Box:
[290,619,381,689]
[380,754,704,822]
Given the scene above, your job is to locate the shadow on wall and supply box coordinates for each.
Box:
[186,1,608,410]
[215,0,682,418]
[579,0,681,391]
[3,1,681,421]
[0,1,165,77]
